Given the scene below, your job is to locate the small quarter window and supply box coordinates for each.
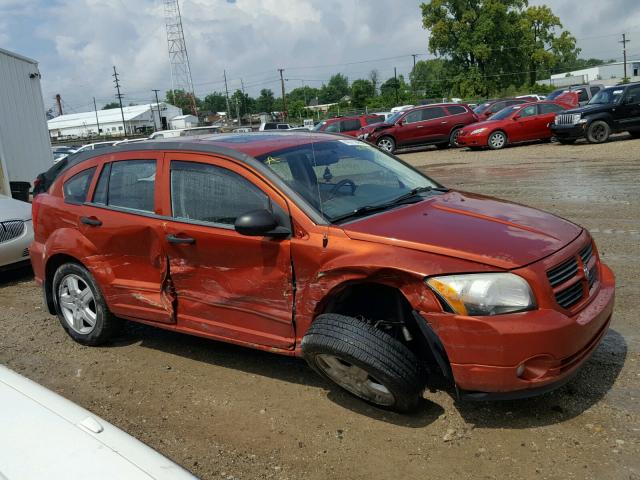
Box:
[447,105,466,115]
[63,167,96,203]
[341,119,361,131]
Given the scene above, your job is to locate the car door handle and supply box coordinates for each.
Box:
[416,125,424,128]
[440,121,448,124]
[80,216,102,227]
[166,234,195,245]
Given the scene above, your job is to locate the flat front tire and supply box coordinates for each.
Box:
[301,313,424,413]
[586,120,610,143]
[52,263,121,346]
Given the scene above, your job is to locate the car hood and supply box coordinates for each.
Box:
[341,191,582,269]
[564,103,612,116]
[0,195,31,221]
[461,119,505,132]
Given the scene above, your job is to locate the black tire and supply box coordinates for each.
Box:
[557,138,576,145]
[586,120,610,143]
[52,262,121,346]
[376,136,396,154]
[301,313,424,413]
[449,127,463,147]
[488,130,507,150]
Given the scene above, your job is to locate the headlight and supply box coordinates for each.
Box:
[426,273,535,316]
[470,128,487,135]
[358,133,369,140]
[572,113,582,124]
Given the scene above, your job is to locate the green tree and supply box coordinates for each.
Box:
[166,89,200,114]
[520,5,580,84]
[102,102,120,110]
[320,73,350,103]
[288,86,320,106]
[350,79,375,108]
[410,59,450,98]
[202,92,227,114]
[255,89,275,113]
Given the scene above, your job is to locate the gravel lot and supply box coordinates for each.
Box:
[1,135,639,480]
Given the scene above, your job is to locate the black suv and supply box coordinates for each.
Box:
[551,82,640,144]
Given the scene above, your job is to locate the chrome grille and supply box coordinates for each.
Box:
[547,240,598,310]
[0,220,25,244]
[555,114,577,126]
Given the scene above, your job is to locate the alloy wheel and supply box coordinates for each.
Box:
[377,138,394,152]
[489,132,506,149]
[315,353,395,406]
[58,274,97,334]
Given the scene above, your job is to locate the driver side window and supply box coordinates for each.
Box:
[624,85,640,104]
[519,105,537,118]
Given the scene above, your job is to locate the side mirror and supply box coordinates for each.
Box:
[397,119,405,126]
[234,209,290,237]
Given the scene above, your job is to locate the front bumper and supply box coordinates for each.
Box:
[0,220,33,269]
[457,132,488,147]
[419,262,615,396]
[551,123,586,139]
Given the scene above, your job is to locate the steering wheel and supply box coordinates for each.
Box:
[327,179,357,199]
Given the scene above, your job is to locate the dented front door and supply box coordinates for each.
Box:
[159,153,295,349]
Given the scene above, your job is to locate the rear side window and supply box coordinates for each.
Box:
[421,107,447,120]
[99,160,156,212]
[63,167,96,203]
[446,105,467,115]
[170,161,270,226]
[341,119,361,131]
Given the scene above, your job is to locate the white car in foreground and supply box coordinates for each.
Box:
[0,195,32,269]
[0,365,196,479]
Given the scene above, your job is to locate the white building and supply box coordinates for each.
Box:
[544,60,640,87]
[0,48,53,195]
[170,114,198,129]
[47,103,182,140]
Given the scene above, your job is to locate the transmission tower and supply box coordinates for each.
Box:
[164,0,197,115]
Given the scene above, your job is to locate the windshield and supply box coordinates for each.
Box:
[473,102,491,114]
[256,139,439,222]
[489,105,520,120]
[384,112,403,124]
[588,87,624,105]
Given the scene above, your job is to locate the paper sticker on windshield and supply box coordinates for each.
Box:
[339,139,363,146]
[613,90,623,94]
[265,156,281,165]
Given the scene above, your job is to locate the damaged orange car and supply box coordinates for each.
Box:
[30,133,615,412]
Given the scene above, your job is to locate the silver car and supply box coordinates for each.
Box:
[0,194,33,269]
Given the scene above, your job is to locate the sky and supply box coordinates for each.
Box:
[1,0,639,114]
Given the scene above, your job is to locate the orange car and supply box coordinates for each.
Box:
[30,133,615,412]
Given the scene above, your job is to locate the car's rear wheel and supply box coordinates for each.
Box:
[586,120,610,143]
[376,136,396,153]
[488,131,507,150]
[301,313,424,413]
[53,263,121,346]
[449,127,463,147]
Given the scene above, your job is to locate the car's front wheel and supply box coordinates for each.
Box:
[488,131,507,150]
[449,127,463,147]
[586,120,610,143]
[376,136,396,153]
[53,263,121,346]
[301,314,424,412]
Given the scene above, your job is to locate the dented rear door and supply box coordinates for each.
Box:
[81,152,174,323]
[159,153,295,349]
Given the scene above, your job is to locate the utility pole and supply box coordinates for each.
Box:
[411,54,419,95]
[55,94,63,116]
[394,67,399,104]
[92,97,101,138]
[223,70,231,125]
[112,66,126,136]
[235,98,241,126]
[278,68,288,120]
[411,54,418,70]
[152,89,162,131]
[240,78,249,128]
[620,33,630,80]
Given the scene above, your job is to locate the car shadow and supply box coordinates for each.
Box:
[0,265,33,286]
[453,329,627,429]
[114,322,624,429]
[123,321,443,427]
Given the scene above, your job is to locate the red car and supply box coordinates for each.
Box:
[358,103,477,153]
[312,114,384,136]
[458,101,571,150]
[30,133,615,412]
[472,98,534,121]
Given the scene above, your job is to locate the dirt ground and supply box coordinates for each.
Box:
[1,135,639,480]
